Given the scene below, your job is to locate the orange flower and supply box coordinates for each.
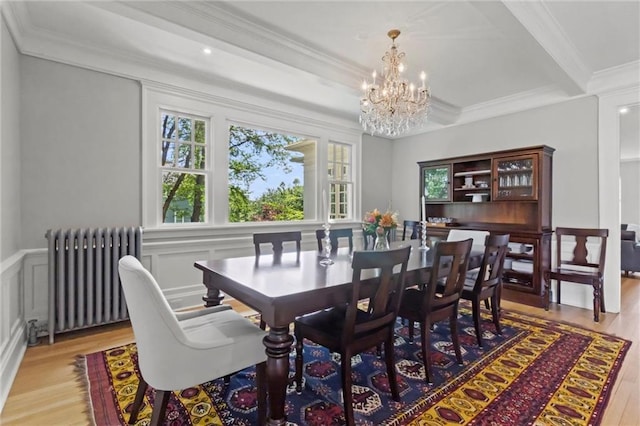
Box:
[362,208,398,234]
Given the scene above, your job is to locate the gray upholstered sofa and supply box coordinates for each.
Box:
[621,224,640,276]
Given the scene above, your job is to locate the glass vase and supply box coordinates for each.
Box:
[374,229,390,250]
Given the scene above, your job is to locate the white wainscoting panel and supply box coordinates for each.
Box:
[1,251,27,413]
[22,251,48,324]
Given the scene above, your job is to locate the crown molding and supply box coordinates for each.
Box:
[1,1,27,48]
[589,61,640,95]
[428,98,462,126]
[8,4,363,128]
[502,0,591,95]
[16,23,360,129]
[113,1,365,88]
[458,86,570,125]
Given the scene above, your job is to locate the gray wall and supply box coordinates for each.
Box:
[361,133,393,217]
[20,57,141,249]
[391,96,600,230]
[621,160,640,225]
[1,16,21,261]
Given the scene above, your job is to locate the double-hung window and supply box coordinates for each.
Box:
[328,142,353,220]
[160,111,209,224]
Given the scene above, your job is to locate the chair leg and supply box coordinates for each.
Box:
[341,351,355,426]
[384,336,399,401]
[408,319,414,343]
[471,299,483,348]
[450,311,463,366]
[557,280,562,305]
[420,320,433,384]
[483,299,490,310]
[149,389,171,426]
[544,273,551,311]
[129,377,148,424]
[259,318,266,330]
[256,361,267,425]
[490,294,502,335]
[599,279,606,313]
[592,282,601,322]
[294,331,304,393]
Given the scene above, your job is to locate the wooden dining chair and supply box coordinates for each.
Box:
[544,227,609,322]
[294,245,411,426]
[459,234,510,348]
[402,220,421,241]
[253,231,302,257]
[399,238,473,384]
[253,231,302,329]
[315,227,353,252]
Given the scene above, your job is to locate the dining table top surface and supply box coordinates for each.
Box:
[194,239,484,327]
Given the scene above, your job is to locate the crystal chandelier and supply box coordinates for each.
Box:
[360,29,431,137]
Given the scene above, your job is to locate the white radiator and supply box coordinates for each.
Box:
[45,227,142,343]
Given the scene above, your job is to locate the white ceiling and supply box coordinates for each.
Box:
[4,1,640,137]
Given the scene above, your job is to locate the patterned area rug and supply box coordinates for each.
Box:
[80,307,630,425]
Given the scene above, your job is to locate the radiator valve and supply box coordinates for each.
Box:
[27,319,40,346]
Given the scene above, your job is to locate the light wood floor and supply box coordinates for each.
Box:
[2,278,639,426]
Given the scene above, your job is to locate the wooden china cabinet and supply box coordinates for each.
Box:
[418,145,554,308]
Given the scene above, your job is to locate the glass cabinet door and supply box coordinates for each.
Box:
[422,164,451,202]
[493,154,538,200]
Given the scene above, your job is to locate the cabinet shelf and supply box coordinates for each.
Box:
[507,252,533,260]
[497,168,533,174]
[454,187,490,191]
[498,185,532,189]
[453,169,491,177]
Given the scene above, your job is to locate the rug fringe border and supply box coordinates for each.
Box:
[75,354,98,426]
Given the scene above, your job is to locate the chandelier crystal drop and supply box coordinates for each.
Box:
[360,29,431,137]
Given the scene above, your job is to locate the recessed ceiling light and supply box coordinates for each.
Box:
[619,106,629,114]
[203,47,212,55]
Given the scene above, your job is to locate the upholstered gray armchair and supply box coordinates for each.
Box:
[621,227,640,276]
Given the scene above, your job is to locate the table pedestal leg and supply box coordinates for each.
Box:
[201,274,225,307]
[263,326,294,426]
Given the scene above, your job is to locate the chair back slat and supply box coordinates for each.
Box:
[555,227,609,272]
[425,239,473,312]
[315,228,354,252]
[253,231,302,257]
[473,234,510,293]
[402,220,421,241]
[344,246,411,344]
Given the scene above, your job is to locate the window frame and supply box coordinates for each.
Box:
[226,120,315,224]
[159,109,210,224]
[328,141,354,221]
[142,83,362,230]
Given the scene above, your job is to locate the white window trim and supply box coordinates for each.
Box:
[142,86,217,229]
[142,82,362,231]
[328,141,355,221]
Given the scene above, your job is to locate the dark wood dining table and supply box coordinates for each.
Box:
[194,239,483,425]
